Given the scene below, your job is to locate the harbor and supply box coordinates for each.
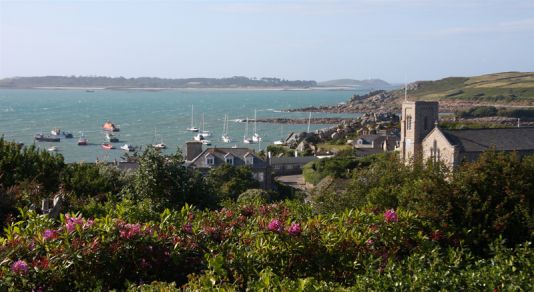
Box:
[0,88,363,162]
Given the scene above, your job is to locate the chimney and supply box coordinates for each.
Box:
[185,141,203,161]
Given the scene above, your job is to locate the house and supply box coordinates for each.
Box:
[184,141,272,189]
[399,100,534,168]
[353,134,399,157]
[270,156,318,176]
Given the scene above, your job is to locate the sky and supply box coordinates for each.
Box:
[0,0,533,83]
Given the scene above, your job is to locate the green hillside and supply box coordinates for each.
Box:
[401,72,534,104]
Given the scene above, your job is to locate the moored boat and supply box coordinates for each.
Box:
[186,105,199,132]
[103,121,120,132]
[51,128,61,136]
[102,143,114,150]
[47,146,58,152]
[152,143,167,150]
[34,133,60,142]
[121,144,135,151]
[106,133,119,142]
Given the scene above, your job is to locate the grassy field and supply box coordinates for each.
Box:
[395,72,534,103]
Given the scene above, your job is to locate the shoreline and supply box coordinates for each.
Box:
[0,86,365,92]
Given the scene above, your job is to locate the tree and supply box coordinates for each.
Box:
[124,147,214,210]
[205,164,259,202]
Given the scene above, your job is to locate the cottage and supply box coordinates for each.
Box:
[185,141,272,189]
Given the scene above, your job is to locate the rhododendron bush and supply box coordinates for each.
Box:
[1,203,532,290]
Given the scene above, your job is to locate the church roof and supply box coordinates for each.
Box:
[441,127,534,152]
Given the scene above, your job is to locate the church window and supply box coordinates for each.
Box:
[406,115,412,130]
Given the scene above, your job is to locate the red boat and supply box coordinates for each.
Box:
[101,143,114,150]
[102,121,120,132]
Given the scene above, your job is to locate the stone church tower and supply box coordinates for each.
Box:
[400,100,439,162]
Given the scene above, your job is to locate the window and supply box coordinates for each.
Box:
[406,115,412,130]
[245,155,254,165]
[257,172,264,182]
[225,158,234,165]
[205,155,215,165]
[431,140,440,163]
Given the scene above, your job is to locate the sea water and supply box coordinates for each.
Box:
[0,88,365,162]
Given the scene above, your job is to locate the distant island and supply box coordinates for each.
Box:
[0,75,397,90]
[318,78,394,89]
[0,76,317,90]
[289,72,534,112]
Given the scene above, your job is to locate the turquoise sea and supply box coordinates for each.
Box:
[0,88,366,162]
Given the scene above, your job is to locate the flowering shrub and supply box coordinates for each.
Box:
[0,203,531,290]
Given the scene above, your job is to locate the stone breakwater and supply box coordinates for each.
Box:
[255,118,355,124]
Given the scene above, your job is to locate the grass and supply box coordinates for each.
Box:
[316,143,352,153]
[392,72,534,103]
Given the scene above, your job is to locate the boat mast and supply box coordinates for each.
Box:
[254,109,257,134]
[307,112,312,133]
[191,105,194,128]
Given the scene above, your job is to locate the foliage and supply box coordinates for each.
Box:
[123,147,214,210]
[205,164,260,202]
[237,188,271,204]
[456,106,534,119]
[1,204,532,290]
[60,162,126,198]
[303,153,384,185]
[0,138,64,195]
[312,150,534,253]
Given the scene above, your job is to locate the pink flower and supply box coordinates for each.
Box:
[43,229,57,240]
[268,219,283,232]
[384,209,398,223]
[11,260,29,275]
[83,219,94,229]
[366,239,374,246]
[182,223,192,234]
[287,223,302,236]
[119,223,142,239]
[65,222,76,233]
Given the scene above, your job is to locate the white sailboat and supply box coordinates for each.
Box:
[273,125,284,145]
[152,128,167,150]
[243,117,253,144]
[221,114,232,143]
[186,105,199,132]
[252,109,262,143]
[199,113,212,137]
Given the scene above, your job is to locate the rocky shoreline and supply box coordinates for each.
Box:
[255,117,356,124]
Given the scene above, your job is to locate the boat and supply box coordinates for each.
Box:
[252,109,262,143]
[152,128,167,150]
[77,132,88,145]
[186,105,199,132]
[47,146,58,152]
[221,114,232,143]
[201,140,211,146]
[86,89,95,93]
[51,128,61,136]
[121,144,135,151]
[102,143,114,150]
[193,133,206,142]
[106,133,119,143]
[34,133,60,142]
[199,113,211,137]
[102,121,120,132]
[63,131,73,138]
[273,126,284,145]
[243,117,254,144]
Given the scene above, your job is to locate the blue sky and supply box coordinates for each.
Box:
[1,0,533,83]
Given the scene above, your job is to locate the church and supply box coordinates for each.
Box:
[398,100,534,168]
